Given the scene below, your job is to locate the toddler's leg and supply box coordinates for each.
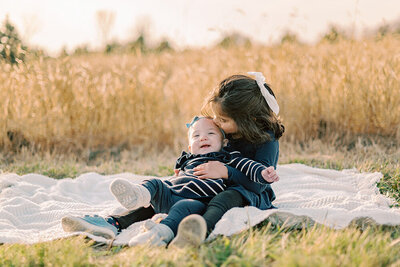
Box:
[129,199,206,247]
[170,189,246,248]
[202,189,246,233]
[167,199,207,248]
[142,179,185,214]
[160,199,207,235]
[110,179,151,210]
[128,223,174,247]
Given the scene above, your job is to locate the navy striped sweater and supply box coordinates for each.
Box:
[162,149,268,199]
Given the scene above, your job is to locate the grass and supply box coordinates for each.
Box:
[1,223,400,266]
[0,140,399,266]
[1,35,400,154]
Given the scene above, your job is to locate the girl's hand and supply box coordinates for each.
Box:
[174,169,180,176]
[193,161,228,179]
[261,166,279,183]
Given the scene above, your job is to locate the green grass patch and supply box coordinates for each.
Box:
[1,225,399,266]
[0,140,399,265]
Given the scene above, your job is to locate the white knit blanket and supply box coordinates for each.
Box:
[1,163,399,245]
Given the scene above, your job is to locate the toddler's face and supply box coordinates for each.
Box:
[188,118,224,154]
[211,102,238,136]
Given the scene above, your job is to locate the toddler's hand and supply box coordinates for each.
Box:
[174,169,180,176]
[261,166,279,183]
[193,161,228,179]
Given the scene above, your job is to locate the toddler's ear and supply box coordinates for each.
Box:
[188,145,192,153]
[222,139,228,147]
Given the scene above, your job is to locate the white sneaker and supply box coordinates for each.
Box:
[169,214,207,248]
[129,223,174,247]
[109,179,151,210]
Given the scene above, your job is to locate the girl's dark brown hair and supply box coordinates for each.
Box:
[203,74,285,143]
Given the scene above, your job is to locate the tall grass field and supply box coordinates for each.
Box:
[0,34,400,266]
[1,35,399,153]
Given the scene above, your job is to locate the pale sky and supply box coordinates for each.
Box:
[1,0,399,55]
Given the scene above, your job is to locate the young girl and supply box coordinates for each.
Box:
[169,72,284,248]
[62,116,278,246]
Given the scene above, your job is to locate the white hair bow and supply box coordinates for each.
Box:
[247,72,279,115]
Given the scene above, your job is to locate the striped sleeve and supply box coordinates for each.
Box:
[226,151,267,184]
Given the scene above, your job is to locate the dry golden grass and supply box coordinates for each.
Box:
[1,35,399,154]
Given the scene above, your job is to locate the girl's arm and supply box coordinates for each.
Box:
[194,140,279,190]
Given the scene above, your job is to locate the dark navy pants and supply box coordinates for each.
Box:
[112,178,211,235]
[142,178,208,234]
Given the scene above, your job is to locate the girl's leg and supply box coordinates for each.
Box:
[111,206,155,230]
[61,207,155,239]
[203,189,247,233]
[61,214,118,239]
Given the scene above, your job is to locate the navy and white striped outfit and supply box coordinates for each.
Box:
[162,149,268,199]
[138,149,269,234]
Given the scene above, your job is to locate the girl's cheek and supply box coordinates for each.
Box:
[219,124,227,132]
[223,126,233,134]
